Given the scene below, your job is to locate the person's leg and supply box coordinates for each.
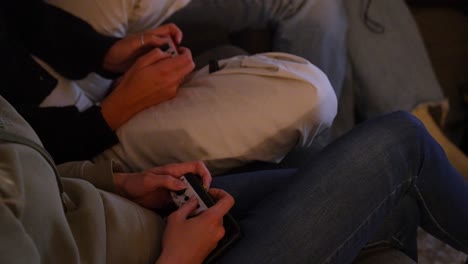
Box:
[214,163,421,263]
[215,112,467,264]
[212,169,297,219]
[167,0,347,96]
[345,0,444,117]
[359,195,420,261]
[346,0,468,181]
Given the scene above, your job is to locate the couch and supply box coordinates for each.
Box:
[168,1,468,263]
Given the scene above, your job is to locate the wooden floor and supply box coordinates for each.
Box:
[418,228,467,264]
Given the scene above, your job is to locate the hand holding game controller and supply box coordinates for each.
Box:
[171,174,210,215]
[103,23,183,73]
[101,43,194,130]
[170,173,242,264]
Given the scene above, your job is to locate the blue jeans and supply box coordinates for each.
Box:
[212,112,468,263]
[168,0,347,96]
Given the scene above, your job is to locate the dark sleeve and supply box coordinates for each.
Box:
[0,9,57,105]
[5,0,120,80]
[15,105,119,164]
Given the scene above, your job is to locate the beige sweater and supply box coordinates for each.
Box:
[0,96,165,264]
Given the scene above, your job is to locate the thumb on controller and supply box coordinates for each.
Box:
[143,173,186,192]
[173,196,199,220]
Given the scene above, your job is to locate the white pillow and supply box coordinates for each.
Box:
[46,0,191,37]
[94,52,337,174]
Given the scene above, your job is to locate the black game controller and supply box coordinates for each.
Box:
[171,173,242,264]
[160,37,179,57]
[171,174,210,215]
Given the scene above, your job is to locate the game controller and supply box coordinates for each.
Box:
[161,37,179,57]
[171,173,210,215]
[171,173,242,264]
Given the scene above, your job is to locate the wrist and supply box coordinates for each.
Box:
[101,37,124,73]
[101,92,133,130]
[156,251,199,264]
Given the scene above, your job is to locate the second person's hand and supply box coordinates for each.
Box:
[102,23,184,73]
[112,161,213,210]
[157,188,235,264]
[101,46,195,130]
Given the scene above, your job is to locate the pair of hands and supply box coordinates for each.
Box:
[113,161,235,264]
[100,23,195,130]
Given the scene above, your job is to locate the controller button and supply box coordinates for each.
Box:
[175,189,186,195]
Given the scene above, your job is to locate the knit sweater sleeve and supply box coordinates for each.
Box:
[57,160,120,193]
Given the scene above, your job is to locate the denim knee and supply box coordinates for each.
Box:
[270,0,345,26]
[352,111,429,170]
[371,111,428,142]
[300,0,346,28]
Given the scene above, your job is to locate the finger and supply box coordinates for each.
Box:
[140,34,172,50]
[134,47,171,70]
[154,47,194,72]
[139,51,193,88]
[173,196,198,221]
[151,23,183,44]
[173,47,195,73]
[147,161,211,187]
[144,173,186,191]
[148,163,189,176]
[155,47,195,81]
[206,189,235,218]
[176,47,193,60]
[193,161,212,188]
[146,163,182,175]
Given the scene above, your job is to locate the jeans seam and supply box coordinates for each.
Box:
[361,240,391,251]
[413,185,468,251]
[391,235,405,248]
[322,179,410,264]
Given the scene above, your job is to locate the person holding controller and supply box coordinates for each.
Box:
[0,0,194,163]
[1,93,467,263]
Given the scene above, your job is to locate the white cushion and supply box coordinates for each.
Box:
[94,52,337,174]
[46,0,191,37]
